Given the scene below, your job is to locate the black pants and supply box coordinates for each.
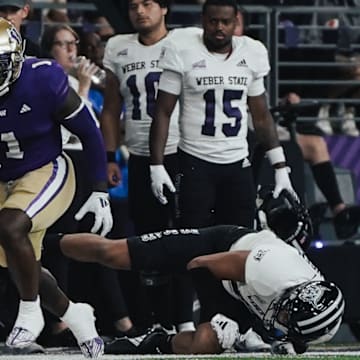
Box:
[178,150,256,228]
[128,152,194,327]
[127,225,255,330]
[128,153,179,234]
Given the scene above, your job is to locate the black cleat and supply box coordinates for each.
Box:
[112,326,145,339]
[104,326,168,354]
[334,205,360,239]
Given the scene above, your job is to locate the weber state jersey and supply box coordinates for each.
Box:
[0,58,68,181]
[222,230,324,328]
[158,34,270,164]
[103,27,202,156]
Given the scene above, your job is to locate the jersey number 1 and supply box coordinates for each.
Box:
[1,132,24,159]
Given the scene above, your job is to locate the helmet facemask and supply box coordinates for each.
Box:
[267,281,345,346]
[0,18,24,95]
[257,187,313,250]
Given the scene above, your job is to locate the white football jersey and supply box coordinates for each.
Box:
[222,230,323,325]
[103,27,202,156]
[158,34,270,163]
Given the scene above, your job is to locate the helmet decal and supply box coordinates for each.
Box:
[267,281,345,345]
[298,282,329,311]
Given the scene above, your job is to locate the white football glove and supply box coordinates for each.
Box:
[75,191,113,236]
[210,313,240,350]
[273,167,298,200]
[150,165,175,205]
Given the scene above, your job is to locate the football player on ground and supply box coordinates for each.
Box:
[59,190,344,355]
[0,18,112,357]
[150,0,298,229]
[101,0,199,334]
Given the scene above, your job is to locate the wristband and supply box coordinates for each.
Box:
[106,151,116,163]
[266,146,286,165]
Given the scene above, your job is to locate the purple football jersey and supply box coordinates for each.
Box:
[0,58,69,181]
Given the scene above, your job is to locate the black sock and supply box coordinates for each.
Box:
[158,334,174,354]
[311,161,343,209]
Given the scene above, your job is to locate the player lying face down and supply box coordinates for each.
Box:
[60,220,344,354]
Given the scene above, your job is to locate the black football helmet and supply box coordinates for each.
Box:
[257,187,313,250]
[269,281,344,345]
[0,18,24,95]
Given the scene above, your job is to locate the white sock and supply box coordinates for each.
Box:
[177,321,196,332]
[60,301,98,344]
[14,296,44,337]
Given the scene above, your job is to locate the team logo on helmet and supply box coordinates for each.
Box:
[264,280,344,348]
[298,283,329,311]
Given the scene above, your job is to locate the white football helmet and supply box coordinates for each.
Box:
[0,18,24,95]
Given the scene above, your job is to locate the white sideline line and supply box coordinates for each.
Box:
[1,352,360,359]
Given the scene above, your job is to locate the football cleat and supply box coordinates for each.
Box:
[79,336,104,358]
[6,327,37,348]
[6,297,44,349]
[105,326,168,354]
[61,302,104,358]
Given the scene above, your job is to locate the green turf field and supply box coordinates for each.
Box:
[0,351,359,360]
[1,342,360,359]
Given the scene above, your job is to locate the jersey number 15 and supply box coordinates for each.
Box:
[202,89,243,137]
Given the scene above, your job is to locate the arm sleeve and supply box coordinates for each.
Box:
[246,244,323,297]
[248,77,266,97]
[252,40,271,79]
[102,37,117,74]
[158,70,182,95]
[248,40,270,97]
[44,60,69,109]
[158,42,184,74]
[61,101,107,184]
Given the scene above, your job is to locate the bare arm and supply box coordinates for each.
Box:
[100,69,123,186]
[172,322,222,354]
[150,89,178,165]
[100,69,123,152]
[187,251,250,281]
[248,94,283,167]
[249,93,299,198]
[60,233,132,270]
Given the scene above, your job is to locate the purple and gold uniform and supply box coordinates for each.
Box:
[0,57,107,266]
